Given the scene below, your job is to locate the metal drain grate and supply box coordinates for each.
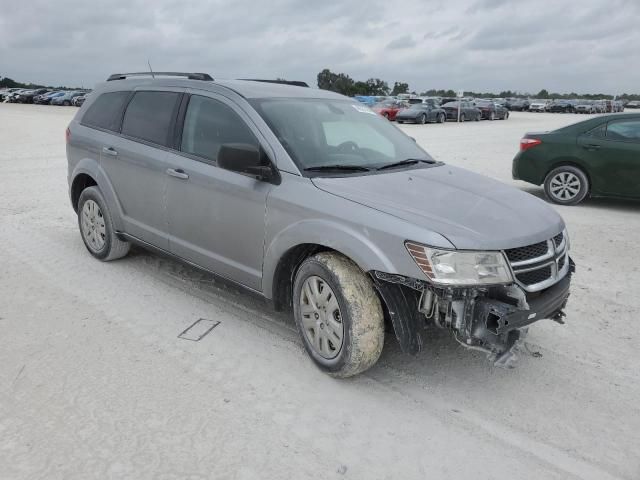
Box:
[178,318,220,341]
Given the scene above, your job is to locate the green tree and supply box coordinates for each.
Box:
[391,81,409,96]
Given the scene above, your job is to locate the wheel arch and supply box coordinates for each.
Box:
[69,159,126,231]
[544,160,592,191]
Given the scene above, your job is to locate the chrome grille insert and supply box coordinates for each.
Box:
[504,234,569,292]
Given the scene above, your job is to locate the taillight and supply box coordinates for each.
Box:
[520,138,541,151]
[65,127,70,144]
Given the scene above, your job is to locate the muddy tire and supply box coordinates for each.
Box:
[293,252,384,378]
[77,186,130,261]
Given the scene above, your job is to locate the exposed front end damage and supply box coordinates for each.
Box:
[372,259,574,366]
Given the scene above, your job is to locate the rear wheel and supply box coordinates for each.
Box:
[293,252,385,378]
[420,114,427,124]
[438,113,445,123]
[460,113,465,122]
[503,111,509,120]
[77,186,130,260]
[63,100,70,106]
[475,112,481,121]
[544,166,589,205]
[489,111,495,120]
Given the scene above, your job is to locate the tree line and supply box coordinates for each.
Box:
[317,69,640,100]
[0,76,82,91]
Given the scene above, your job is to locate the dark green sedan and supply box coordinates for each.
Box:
[512,113,640,205]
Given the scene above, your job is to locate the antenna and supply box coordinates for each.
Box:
[147,60,155,79]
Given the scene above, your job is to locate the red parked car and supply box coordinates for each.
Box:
[372,100,409,121]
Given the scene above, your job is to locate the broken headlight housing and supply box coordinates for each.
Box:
[405,241,513,286]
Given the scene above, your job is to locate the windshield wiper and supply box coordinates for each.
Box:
[377,158,438,171]
[304,164,371,172]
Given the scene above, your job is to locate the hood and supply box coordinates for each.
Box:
[311,165,564,250]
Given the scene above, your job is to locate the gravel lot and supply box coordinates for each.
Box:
[1,104,638,480]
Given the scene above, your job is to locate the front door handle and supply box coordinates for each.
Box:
[166,168,189,180]
[583,144,601,150]
[102,146,118,156]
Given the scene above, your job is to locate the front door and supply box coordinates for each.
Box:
[578,118,640,198]
[164,93,275,291]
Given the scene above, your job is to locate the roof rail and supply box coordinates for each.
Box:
[107,72,214,82]
[239,79,309,88]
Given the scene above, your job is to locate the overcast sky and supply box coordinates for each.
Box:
[1,0,638,94]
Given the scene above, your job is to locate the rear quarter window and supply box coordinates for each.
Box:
[81,91,131,132]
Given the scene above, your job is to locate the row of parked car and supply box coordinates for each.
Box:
[366,97,510,124]
[526,99,625,114]
[0,87,90,106]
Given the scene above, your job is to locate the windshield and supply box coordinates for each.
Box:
[250,98,434,173]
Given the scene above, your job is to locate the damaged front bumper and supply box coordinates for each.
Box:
[372,258,574,365]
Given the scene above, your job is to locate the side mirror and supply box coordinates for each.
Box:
[217,143,280,184]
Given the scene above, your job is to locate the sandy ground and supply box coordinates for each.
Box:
[0,103,638,480]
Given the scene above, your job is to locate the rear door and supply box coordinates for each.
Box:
[101,88,183,249]
[163,92,275,290]
[578,118,640,198]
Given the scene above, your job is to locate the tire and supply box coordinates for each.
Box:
[489,111,495,121]
[503,111,509,120]
[543,165,590,205]
[383,112,389,120]
[460,113,465,122]
[63,100,71,106]
[420,114,427,125]
[438,113,445,123]
[397,120,403,124]
[475,112,481,121]
[293,252,384,378]
[77,186,130,261]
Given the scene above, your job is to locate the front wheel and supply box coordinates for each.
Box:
[503,111,509,120]
[438,113,445,123]
[459,113,465,122]
[475,112,481,121]
[77,186,130,260]
[489,111,495,120]
[293,252,385,378]
[543,166,590,205]
[420,114,427,124]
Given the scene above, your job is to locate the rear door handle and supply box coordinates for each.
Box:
[166,168,189,180]
[583,144,601,150]
[102,146,118,156]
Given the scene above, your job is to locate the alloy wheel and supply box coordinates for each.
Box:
[299,275,344,359]
[549,172,581,201]
[81,199,106,252]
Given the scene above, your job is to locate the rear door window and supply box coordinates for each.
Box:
[81,91,131,132]
[121,91,181,146]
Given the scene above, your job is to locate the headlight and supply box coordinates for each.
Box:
[405,241,513,286]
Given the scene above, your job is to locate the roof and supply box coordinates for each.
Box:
[96,75,347,101]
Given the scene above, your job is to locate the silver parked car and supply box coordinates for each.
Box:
[67,72,574,377]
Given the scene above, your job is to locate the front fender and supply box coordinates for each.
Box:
[262,219,399,299]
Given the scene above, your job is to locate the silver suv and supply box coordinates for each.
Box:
[67,72,574,377]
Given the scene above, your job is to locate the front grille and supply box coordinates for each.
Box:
[553,232,564,248]
[516,266,552,286]
[505,233,568,292]
[504,241,549,263]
